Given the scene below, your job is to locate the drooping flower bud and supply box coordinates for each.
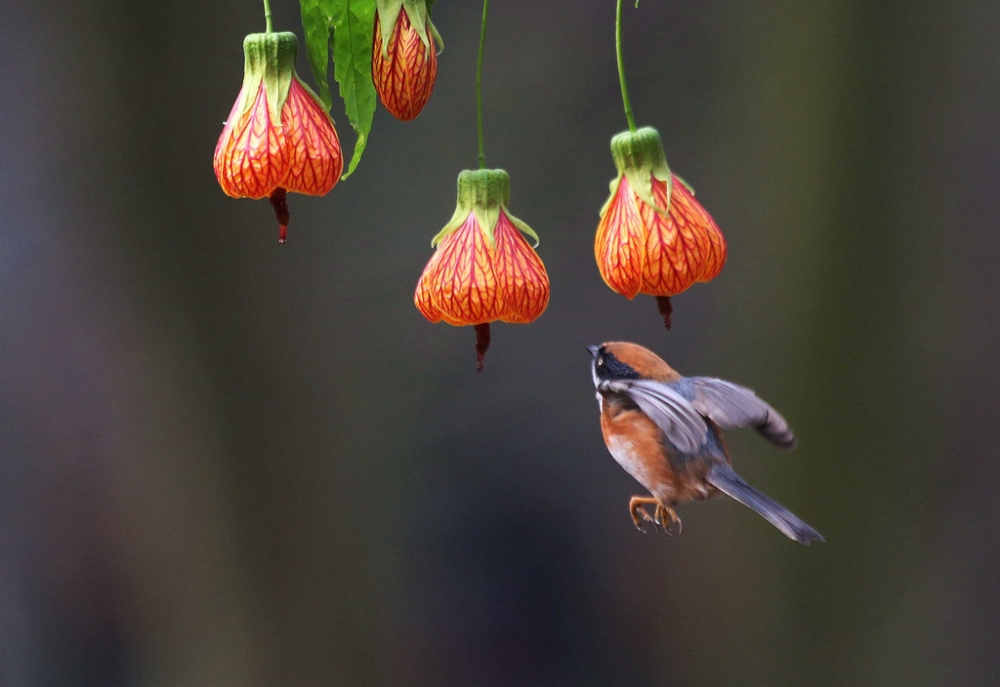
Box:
[594,126,726,327]
[373,0,442,121]
[214,31,344,242]
[415,169,550,370]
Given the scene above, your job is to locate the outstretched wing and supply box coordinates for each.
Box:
[685,378,796,448]
[604,379,709,454]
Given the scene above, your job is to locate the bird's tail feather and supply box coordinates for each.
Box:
[707,464,824,545]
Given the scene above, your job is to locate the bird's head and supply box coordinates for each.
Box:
[588,341,681,388]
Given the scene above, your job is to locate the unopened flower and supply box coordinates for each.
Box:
[214,31,343,242]
[415,169,549,370]
[594,126,726,327]
[373,0,442,121]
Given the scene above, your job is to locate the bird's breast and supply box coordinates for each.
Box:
[599,393,723,505]
[600,401,679,502]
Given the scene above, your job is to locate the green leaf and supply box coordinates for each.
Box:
[331,0,377,179]
[300,0,335,110]
[300,0,377,179]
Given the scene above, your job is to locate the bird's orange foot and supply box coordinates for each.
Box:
[628,496,659,533]
[654,504,682,536]
[629,496,677,535]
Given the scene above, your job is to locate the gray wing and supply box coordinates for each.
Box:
[686,377,796,448]
[606,379,709,454]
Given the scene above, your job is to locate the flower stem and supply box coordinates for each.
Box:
[262,0,273,33]
[476,0,490,169]
[616,0,637,132]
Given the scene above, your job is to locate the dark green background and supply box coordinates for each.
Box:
[2,1,998,685]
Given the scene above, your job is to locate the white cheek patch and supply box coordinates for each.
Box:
[592,363,604,412]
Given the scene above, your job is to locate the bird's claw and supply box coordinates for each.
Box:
[629,498,681,536]
[654,504,682,536]
[631,506,659,534]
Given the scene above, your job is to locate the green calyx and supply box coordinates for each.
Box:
[431,169,540,249]
[239,32,298,125]
[609,126,673,215]
[375,0,443,58]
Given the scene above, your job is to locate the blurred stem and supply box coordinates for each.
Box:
[262,0,273,32]
[616,0,637,132]
[476,0,490,168]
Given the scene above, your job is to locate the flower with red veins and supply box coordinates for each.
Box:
[416,169,550,370]
[214,31,343,242]
[373,0,442,121]
[595,126,726,328]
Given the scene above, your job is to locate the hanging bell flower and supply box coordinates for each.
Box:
[594,126,726,328]
[214,31,344,242]
[372,0,442,121]
[415,169,550,370]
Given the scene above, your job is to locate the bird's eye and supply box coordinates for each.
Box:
[596,355,604,366]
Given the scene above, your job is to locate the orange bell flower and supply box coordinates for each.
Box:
[594,127,726,327]
[415,169,550,370]
[372,0,442,121]
[214,31,343,242]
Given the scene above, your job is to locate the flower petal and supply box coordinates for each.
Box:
[373,9,437,121]
[595,176,645,299]
[693,192,727,281]
[421,213,505,325]
[414,245,471,326]
[638,176,702,296]
[492,210,550,323]
[279,77,343,196]
[213,83,290,199]
[414,253,444,323]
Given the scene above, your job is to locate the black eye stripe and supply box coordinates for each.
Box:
[596,352,640,380]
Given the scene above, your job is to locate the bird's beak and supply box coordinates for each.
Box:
[587,345,600,359]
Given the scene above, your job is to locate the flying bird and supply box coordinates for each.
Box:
[590,341,823,544]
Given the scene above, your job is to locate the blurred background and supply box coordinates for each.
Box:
[2,0,999,685]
